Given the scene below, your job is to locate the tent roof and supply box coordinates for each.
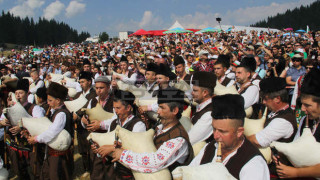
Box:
[148,30,166,36]
[168,21,184,30]
[131,29,151,36]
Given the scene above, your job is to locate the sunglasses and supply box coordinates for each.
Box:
[292,59,301,62]
[306,66,313,70]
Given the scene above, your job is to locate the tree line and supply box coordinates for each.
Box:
[0,11,91,46]
[251,0,320,31]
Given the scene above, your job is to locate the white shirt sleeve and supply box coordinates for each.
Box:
[241,85,259,109]
[255,118,294,147]
[65,81,82,92]
[291,80,299,110]
[189,143,208,166]
[28,94,35,104]
[226,80,235,87]
[188,111,213,145]
[121,73,137,85]
[32,105,45,118]
[239,156,270,180]
[99,118,115,131]
[132,121,146,133]
[36,112,66,144]
[29,81,44,94]
[120,137,188,173]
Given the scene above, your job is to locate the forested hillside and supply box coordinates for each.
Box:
[0,11,90,46]
[251,0,320,30]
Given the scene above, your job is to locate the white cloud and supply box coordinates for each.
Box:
[107,10,163,34]
[139,11,153,27]
[43,1,65,20]
[171,0,315,28]
[65,1,86,18]
[9,0,45,18]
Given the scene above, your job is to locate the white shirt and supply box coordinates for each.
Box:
[190,142,269,180]
[119,124,189,173]
[36,109,66,144]
[121,72,138,85]
[240,85,259,109]
[29,80,45,94]
[65,81,82,92]
[100,115,146,133]
[189,98,213,145]
[256,117,294,148]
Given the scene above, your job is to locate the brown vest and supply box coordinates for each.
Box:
[106,116,144,179]
[24,103,35,116]
[74,88,97,130]
[90,93,114,113]
[264,107,297,143]
[221,77,232,87]
[153,123,194,172]
[191,102,212,125]
[200,138,263,180]
[50,105,74,138]
[128,71,134,78]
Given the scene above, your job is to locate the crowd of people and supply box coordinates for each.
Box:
[0,28,320,180]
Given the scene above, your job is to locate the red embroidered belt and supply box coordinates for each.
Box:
[48,147,70,156]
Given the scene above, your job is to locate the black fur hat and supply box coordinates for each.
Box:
[211,94,245,120]
[301,68,320,97]
[47,82,68,100]
[191,71,217,91]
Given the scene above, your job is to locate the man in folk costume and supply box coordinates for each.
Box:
[36,87,50,113]
[27,82,74,180]
[139,63,176,113]
[235,59,260,118]
[90,89,146,180]
[72,71,96,178]
[247,77,297,177]
[274,68,320,179]
[174,56,192,82]
[242,57,262,88]
[214,55,235,87]
[63,59,92,91]
[189,71,216,145]
[190,94,269,180]
[141,63,159,95]
[80,75,114,180]
[1,79,45,179]
[113,56,137,85]
[112,87,194,173]
[29,70,45,103]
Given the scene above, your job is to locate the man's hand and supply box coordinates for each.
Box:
[81,115,89,125]
[112,148,124,162]
[97,145,114,158]
[0,119,10,127]
[27,136,37,145]
[60,79,66,84]
[9,126,21,136]
[138,106,148,113]
[276,162,299,179]
[87,120,100,132]
[73,112,78,121]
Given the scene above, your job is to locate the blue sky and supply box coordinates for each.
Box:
[0,0,316,37]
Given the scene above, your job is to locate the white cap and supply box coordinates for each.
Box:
[147,56,155,60]
[116,54,122,58]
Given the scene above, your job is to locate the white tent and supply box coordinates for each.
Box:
[168,21,185,30]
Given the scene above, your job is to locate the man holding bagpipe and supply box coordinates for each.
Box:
[0,79,45,179]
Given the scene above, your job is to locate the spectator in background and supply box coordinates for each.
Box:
[255,56,266,79]
[286,54,306,103]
